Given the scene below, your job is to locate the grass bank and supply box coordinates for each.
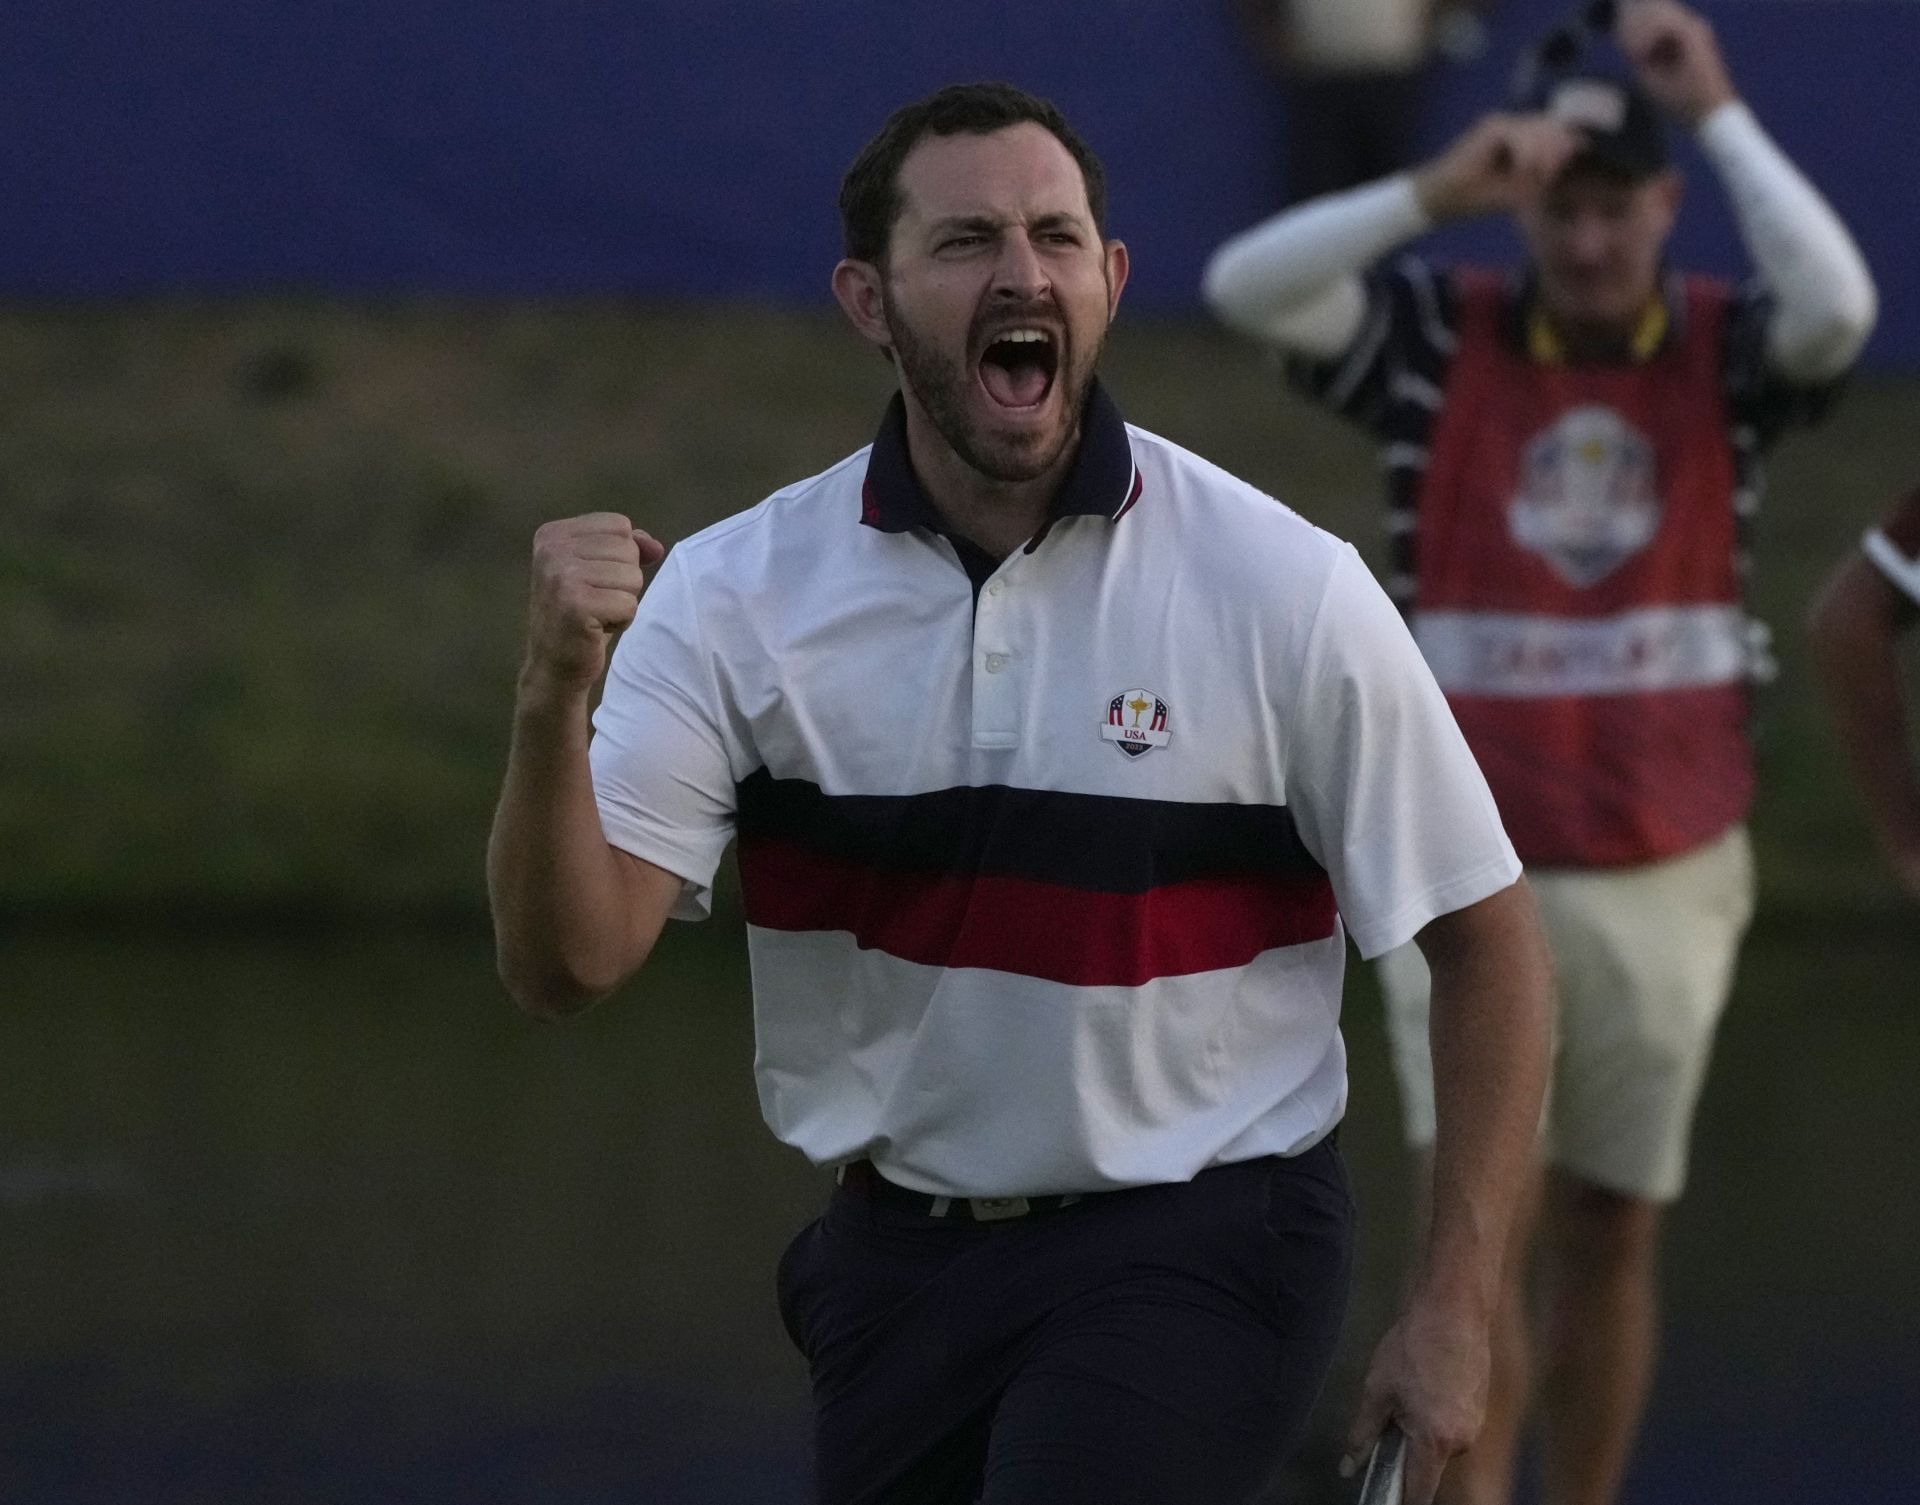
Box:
[2,301,1913,919]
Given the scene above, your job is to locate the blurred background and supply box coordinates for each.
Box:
[3,2,1915,1501]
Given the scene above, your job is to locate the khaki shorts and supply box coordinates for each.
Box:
[1377,824,1755,1203]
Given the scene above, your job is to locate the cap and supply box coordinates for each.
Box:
[1535,74,1669,178]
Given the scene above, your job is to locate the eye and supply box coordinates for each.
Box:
[940,234,987,252]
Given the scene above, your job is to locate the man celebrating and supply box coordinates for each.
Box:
[1204,3,1875,1502]
[490,82,1550,1505]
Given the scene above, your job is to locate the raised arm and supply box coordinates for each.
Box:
[1202,114,1582,358]
[487,514,685,1017]
[1808,494,1920,902]
[1345,878,1554,1503]
[1618,0,1877,381]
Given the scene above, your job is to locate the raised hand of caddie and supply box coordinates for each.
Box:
[1616,0,1737,125]
[1412,112,1586,223]
[523,513,666,691]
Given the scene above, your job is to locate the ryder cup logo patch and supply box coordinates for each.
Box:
[1102,689,1170,759]
[1508,405,1661,589]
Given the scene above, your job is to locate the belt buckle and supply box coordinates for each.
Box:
[967,1195,1030,1221]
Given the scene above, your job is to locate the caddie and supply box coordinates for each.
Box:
[489,80,1551,1505]
[1202,3,1876,1500]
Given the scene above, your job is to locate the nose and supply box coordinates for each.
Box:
[991,230,1051,302]
[1563,214,1614,267]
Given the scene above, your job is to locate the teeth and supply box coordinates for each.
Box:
[994,329,1051,344]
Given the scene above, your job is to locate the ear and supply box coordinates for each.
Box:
[1103,239,1130,319]
[832,259,892,351]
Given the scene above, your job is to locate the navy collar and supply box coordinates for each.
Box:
[859,378,1143,536]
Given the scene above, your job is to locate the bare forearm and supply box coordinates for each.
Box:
[487,672,653,1014]
[1419,880,1553,1315]
[1811,563,1920,871]
[1343,879,1552,1486]
[1842,708,1920,872]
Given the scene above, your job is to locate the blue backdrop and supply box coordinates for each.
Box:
[8,1,1917,366]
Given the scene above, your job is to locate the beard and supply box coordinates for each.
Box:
[881,282,1102,485]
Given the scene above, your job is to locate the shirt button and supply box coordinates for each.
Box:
[987,579,1007,597]
[984,653,1008,673]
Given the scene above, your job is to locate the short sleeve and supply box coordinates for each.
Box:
[589,548,741,920]
[1285,545,1521,959]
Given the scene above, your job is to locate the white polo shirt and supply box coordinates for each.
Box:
[591,383,1519,1198]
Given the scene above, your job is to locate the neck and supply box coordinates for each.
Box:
[901,402,1078,560]
[1532,289,1667,365]
[1548,317,1634,362]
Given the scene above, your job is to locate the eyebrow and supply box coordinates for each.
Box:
[926,215,1004,238]
[924,211,1090,238]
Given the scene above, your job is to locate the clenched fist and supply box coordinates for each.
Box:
[522,512,667,691]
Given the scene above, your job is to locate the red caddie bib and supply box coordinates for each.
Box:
[1413,271,1752,867]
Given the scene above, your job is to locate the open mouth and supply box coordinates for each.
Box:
[977,327,1059,412]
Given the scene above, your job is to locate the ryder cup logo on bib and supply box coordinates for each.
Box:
[1508,405,1661,589]
[1102,689,1170,759]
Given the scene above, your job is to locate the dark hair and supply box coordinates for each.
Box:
[838,82,1108,265]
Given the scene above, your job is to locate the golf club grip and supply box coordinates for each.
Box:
[1357,1422,1407,1505]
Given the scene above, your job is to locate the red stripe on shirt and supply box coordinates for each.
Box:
[737,837,1338,987]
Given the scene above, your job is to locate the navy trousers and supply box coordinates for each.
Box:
[775,1137,1355,1505]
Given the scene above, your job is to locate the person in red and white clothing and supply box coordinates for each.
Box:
[1810,487,1920,904]
[491,82,1554,1505]
[1203,3,1875,1502]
